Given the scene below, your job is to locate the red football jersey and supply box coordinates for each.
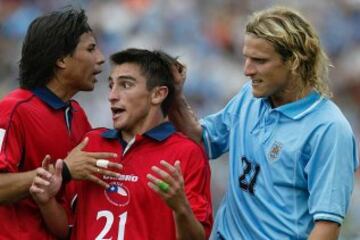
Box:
[0,88,91,240]
[70,123,213,240]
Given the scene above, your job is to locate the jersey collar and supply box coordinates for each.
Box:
[264,91,324,120]
[32,87,69,110]
[102,122,176,142]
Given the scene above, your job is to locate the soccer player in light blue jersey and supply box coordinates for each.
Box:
[170,6,359,240]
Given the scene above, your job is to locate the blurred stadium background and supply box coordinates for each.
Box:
[0,0,359,238]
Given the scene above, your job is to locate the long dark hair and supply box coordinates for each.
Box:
[19,7,92,89]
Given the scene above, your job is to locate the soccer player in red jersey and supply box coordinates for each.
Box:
[0,8,121,239]
[30,49,213,240]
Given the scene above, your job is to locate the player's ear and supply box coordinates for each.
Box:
[55,56,69,69]
[151,86,168,105]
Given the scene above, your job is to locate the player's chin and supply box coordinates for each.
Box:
[252,90,265,98]
[251,87,270,99]
[81,81,96,91]
[81,87,95,92]
[113,122,124,131]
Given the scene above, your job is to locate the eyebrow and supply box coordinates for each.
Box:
[108,75,137,82]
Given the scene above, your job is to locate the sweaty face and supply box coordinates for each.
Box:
[108,63,153,138]
[62,32,105,92]
[242,34,295,107]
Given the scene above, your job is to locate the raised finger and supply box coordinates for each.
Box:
[95,159,122,170]
[87,174,110,189]
[47,163,55,175]
[75,137,89,151]
[33,175,51,187]
[41,155,51,169]
[30,184,45,194]
[174,161,183,178]
[99,168,122,178]
[151,165,175,185]
[87,152,118,159]
[147,173,161,185]
[147,181,166,197]
[160,160,178,177]
[147,173,170,193]
[173,161,185,187]
[107,161,122,170]
[95,159,109,168]
[36,167,52,180]
[160,161,184,186]
[88,165,120,178]
[146,174,170,196]
[54,159,63,178]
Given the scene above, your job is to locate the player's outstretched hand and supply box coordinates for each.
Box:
[147,160,189,212]
[30,156,63,205]
[64,137,122,188]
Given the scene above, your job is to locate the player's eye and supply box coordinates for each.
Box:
[253,58,266,64]
[87,44,96,52]
[121,81,132,89]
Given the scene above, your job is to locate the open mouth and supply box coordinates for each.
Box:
[93,70,102,75]
[251,79,263,87]
[111,107,125,117]
[252,79,262,84]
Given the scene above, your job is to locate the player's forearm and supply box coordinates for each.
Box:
[173,202,205,240]
[0,170,37,204]
[308,221,340,240]
[38,198,69,239]
[169,94,203,144]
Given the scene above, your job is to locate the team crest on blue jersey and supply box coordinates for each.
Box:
[105,182,130,207]
[268,141,283,162]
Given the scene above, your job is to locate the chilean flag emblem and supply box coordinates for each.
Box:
[105,183,130,207]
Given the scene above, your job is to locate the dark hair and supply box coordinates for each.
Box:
[110,48,177,116]
[19,7,92,89]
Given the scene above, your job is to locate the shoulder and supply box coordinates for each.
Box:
[85,128,109,138]
[82,128,114,151]
[69,99,86,112]
[0,88,34,107]
[0,88,36,117]
[302,99,355,148]
[168,132,208,159]
[230,81,253,102]
[224,81,256,112]
[170,132,202,147]
[313,98,353,131]
[167,133,210,172]
[202,81,257,124]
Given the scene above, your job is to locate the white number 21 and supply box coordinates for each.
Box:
[95,210,127,240]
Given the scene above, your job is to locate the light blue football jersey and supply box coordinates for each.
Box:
[201,82,359,240]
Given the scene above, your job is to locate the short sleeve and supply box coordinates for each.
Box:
[0,109,25,172]
[305,121,358,224]
[181,144,213,238]
[200,83,250,159]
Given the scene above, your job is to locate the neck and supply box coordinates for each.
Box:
[270,79,312,107]
[121,110,168,143]
[46,77,77,102]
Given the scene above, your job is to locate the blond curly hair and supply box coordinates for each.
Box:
[246,6,332,97]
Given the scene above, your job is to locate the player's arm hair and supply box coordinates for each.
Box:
[308,220,340,240]
[173,201,206,240]
[168,94,203,144]
[37,197,69,239]
[0,170,37,204]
